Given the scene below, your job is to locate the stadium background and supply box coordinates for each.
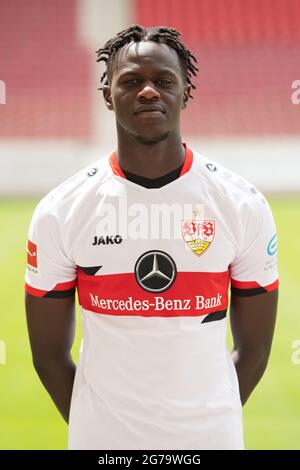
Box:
[0,0,299,449]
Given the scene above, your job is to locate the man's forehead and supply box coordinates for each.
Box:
[112,41,182,73]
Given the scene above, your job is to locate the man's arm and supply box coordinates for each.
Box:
[25,293,76,423]
[230,288,278,406]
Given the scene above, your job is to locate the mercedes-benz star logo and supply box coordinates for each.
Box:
[134,250,177,293]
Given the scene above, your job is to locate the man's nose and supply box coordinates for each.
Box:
[137,83,160,100]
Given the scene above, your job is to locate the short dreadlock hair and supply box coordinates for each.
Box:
[95,24,199,98]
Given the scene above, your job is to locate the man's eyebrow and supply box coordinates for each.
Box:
[118,68,179,78]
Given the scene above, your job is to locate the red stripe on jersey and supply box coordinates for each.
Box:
[25,279,77,297]
[77,269,230,317]
[231,279,261,289]
[51,280,77,291]
[25,283,48,297]
[231,278,279,292]
[109,143,193,180]
[264,279,279,292]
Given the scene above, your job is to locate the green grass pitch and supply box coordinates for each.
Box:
[0,197,299,449]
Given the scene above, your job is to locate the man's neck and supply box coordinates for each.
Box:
[115,129,185,179]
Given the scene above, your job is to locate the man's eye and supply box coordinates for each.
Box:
[157,79,172,86]
[124,79,138,85]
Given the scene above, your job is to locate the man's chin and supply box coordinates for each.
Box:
[131,131,170,144]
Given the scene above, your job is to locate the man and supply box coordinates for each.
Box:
[25,25,279,450]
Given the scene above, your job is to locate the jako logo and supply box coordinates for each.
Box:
[0,80,6,104]
[92,235,123,245]
[267,234,277,256]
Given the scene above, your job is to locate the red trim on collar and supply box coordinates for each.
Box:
[109,152,127,178]
[109,143,193,180]
[179,143,193,176]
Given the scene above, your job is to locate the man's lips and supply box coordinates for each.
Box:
[134,105,164,114]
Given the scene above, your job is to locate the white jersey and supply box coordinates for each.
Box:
[25,144,278,450]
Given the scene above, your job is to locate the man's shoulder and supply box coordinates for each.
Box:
[191,149,268,211]
[32,153,112,221]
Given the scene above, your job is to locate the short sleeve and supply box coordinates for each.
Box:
[230,196,279,296]
[25,200,77,298]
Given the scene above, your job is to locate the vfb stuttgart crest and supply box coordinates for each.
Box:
[181,220,215,256]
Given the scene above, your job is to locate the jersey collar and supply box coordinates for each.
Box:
[109,143,193,180]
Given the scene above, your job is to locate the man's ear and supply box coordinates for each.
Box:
[182,84,191,109]
[102,85,114,111]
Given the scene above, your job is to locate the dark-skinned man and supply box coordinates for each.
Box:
[25,25,278,450]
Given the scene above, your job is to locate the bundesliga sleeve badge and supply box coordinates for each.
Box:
[27,239,38,272]
[181,219,215,256]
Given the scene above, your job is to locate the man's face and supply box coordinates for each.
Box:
[103,41,191,144]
